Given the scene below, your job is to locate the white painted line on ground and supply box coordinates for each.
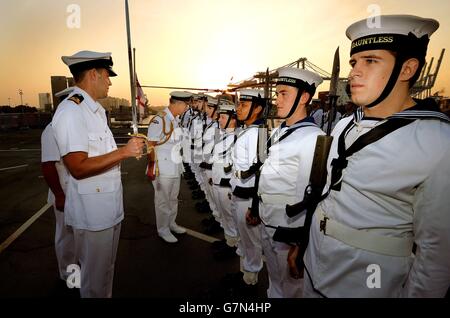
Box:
[185,228,220,243]
[0,164,29,172]
[0,203,52,254]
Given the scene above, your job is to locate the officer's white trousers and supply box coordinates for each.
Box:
[261,225,303,298]
[54,206,76,281]
[74,223,121,298]
[232,196,263,273]
[152,176,181,236]
[212,185,238,240]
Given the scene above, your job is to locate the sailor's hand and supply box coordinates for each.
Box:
[55,193,65,212]
[147,161,156,181]
[287,245,303,280]
[123,137,146,159]
[246,209,261,226]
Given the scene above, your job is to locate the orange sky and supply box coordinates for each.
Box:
[1,0,449,107]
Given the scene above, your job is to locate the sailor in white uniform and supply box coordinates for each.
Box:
[41,88,75,284]
[230,89,266,285]
[198,96,220,216]
[147,91,191,243]
[211,101,239,248]
[304,15,450,298]
[247,67,324,298]
[52,50,145,297]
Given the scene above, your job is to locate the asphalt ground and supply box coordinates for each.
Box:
[0,128,269,298]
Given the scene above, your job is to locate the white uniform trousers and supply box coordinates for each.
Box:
[53,206,76,281]
[152,176,181,236]
[201,169,218,215]
[74,223,121,298]
[261,225,303,298]
[232,196,263,273]
[212,185,238,242]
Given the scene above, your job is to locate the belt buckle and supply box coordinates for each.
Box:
[320,216,329,235]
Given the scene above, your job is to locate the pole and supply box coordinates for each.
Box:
[125,0,138,134]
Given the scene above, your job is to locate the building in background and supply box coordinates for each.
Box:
[38,93,52,112]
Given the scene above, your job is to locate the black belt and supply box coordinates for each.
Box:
[214,178,231,188]
[232,185,256,199]
[199,162,212,170]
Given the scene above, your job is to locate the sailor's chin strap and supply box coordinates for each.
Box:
[363,53,406,109]
[242,97,265,122]
[281,85,314,120]
[221,112,236,129]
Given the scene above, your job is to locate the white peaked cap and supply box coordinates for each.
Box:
[170,91,192,102]
[55,87,74,98]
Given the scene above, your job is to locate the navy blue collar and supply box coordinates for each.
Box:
[281,116,315,128]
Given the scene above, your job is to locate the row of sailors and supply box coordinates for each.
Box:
[42,14,449,298]
[147,65,330,297]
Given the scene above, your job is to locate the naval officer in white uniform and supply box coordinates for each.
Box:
[51,50,145,297]
[304,15,450,298]
[147,91,191,243]
[247,67,324,298]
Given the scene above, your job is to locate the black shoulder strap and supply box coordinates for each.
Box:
[330,118,413,191]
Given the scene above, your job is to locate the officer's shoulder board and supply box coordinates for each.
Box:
[68,94,84,105]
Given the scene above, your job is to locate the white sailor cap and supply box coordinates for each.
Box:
[207,96,218,107]
[346,15,439,57]
[238,89,266,101]
[55,87,74,98]
[192,93,207,101]
[170,91,193,102]
[61,50,117,77]
[217,100,236,114]
[276,67,323,94]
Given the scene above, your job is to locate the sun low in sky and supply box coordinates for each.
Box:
[0,0,449,107]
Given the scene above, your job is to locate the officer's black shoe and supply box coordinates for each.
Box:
[213,245,237,261]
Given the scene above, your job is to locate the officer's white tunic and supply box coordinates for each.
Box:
[258,119,324,298]
[52,86,122,298]
[41,123,75,281]
[148,107,184,237]
[304,112,450,298]
[230,124,263,275]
